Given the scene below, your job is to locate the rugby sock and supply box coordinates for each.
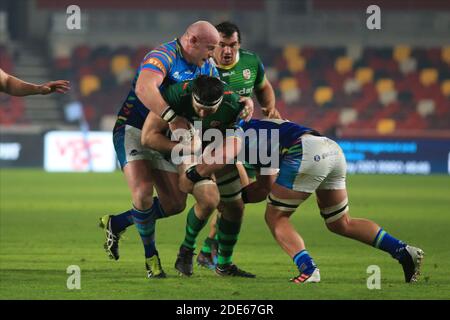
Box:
[131,207,157,258]
[182,206,207,250]
[110,197,166,234]
[217,216,241,266]
[150,197,166,220]
[201,237,216,254]
[373,228,406,260]
[110,210,134,234]
[293,250,317,275]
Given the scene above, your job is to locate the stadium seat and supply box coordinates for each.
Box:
[441,80,450,97]
[80,75,101,97]
[339,108,358,125]
[442,46,450,64]
[393,45,411,62]
[283,45,301,61]
[111,54,131,75]
[376,78,395,94]
[417,99,435,117]
[420,68,438,87]
[279,77,298,92]
[376,118,396,134]
[355,67,374,85]
[287,56,306,73]
[335,56,353,75]
[314,86,333,106]
[399,57,417,75]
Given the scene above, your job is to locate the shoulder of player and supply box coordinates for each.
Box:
[148,40,177,59]
[239,49,260,60]
[222,89,243,112]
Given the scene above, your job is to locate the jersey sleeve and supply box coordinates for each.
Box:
[161,82,185,113]
[206,58,220,78]
[140,46,174,78]
[224,84,245,124]
[254,55,266,89]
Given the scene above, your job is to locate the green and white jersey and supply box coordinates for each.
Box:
[217,49,266,98]
[162,81,244,133]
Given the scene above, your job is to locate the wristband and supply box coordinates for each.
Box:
[185,165,209,183]
[161,107,177,123]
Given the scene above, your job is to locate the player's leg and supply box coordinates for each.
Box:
[264,183,320,283]
[197,213,218,269]
[265,134,332,283]
[175,178,220,276]
[197,163,250,269]
[101,124,184,278]
[214,165,255,277]
[123,160,168,278]
[316,138,424,283]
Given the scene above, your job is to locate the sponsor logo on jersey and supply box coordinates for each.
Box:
[173,71,181,79]
[236,87,253,96]
[144,58,165,73]
[243,69,251,80]
[130,149,143,157]
[221,71,235,77]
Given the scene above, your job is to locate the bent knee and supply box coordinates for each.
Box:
[326,215,350,235]
[132,183,154,210]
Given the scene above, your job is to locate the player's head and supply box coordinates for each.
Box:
[214,21,241,66]
[192,75,224,118]
[182,21,219,67]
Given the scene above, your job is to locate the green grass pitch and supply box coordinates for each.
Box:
[0,169,449,300]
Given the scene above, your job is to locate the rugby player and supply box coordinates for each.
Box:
[0,68,69,96]
[197,22,281,269]
[99,21,255,279]
[141,75,256,277]
[99,21,221,278]
[179,118,425,283]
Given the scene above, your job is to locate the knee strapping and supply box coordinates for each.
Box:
[267,193,303,212]
[216,171,242,202]
[320,198,349,223]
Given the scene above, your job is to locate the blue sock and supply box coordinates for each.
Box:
[131,207,157,258]
[110,210,134,234]
[373,228,406,260]
[151,197,166,220]
[110,197,166,234]
[293,250,317,275]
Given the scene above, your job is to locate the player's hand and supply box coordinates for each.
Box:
[39,80,70,95]
[179,172,195,194]
[262,107,282,119]
[239,97,254,122]
[169,116,191,134]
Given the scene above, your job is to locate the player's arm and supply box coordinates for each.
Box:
[135,70,170,116]
[241,170,277,203]
[141,111,178,153]
[253,57,280,119]
[255,77,280,119]
[135,64,190,130]
[0,68,70,96]
[198,132,243,177]
[178,134,242,193]
[226,86,254,121]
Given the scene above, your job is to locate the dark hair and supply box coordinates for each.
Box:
[215,21,241,43]
[192,75,224,107]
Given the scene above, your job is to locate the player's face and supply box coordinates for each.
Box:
[191,37,218,67]
[215,32,240,66]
